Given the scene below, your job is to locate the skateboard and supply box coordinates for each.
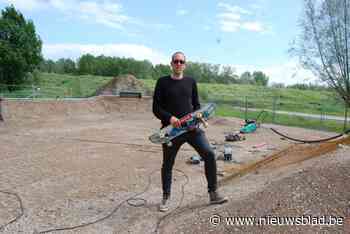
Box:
[149,103,216,146]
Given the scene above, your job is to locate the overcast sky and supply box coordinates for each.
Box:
[0,0,317,85]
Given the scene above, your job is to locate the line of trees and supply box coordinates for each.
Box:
[0,5,43,91]
[3,3,350,96]
[292,0,350,107]
[39,54,270,86]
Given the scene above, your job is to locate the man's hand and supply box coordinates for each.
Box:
[170,116,181,128]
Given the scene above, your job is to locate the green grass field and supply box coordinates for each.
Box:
[0,73,111,98]
[143,79,344,115]
[215,104,346,133]
[0,72,347,132]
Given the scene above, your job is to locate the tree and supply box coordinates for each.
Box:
[219,65,238,84]
[137,60,153,79]
[39,59,56,73]
[184,62,202,81]
[0,5,42,90]
[271,82,285,88]
[77,54,96,75]
[59,58,76,74]
[239,71,254,84]
[252,71,269,86]
[153,64,171,79]
[292,0,350,107]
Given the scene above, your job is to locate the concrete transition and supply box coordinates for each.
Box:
[0,95,152,121]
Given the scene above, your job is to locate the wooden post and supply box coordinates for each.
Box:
[344,103,349,132]
[244,96,248,120]
[0,97,3,121]
[272,96,277,123]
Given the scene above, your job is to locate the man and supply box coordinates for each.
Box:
[152,51,227,212]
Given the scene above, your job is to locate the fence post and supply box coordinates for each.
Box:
[319,103,324,129]
[32,84,35,99]
[79,78,82,97]
[244,96,248,120]
[0,97,3,121]
[272,96,277,123]
[344,103,349,131]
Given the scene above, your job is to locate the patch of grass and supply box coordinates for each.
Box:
[142,79,345,117]
[216,104,345,133]
[32,73,112,98]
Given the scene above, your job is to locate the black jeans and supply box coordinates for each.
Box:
[161,128,217,198]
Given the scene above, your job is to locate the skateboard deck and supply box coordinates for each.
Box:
[149,103,216,145]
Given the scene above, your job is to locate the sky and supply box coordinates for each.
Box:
[0,0,317,85]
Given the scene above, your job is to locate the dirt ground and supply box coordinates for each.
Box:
[0,96,349,234]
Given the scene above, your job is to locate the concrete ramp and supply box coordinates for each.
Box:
[1,96,152,121]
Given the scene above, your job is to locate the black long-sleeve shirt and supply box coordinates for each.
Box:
[152,75,201,127]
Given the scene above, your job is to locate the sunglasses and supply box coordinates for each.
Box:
[172,59,186,65]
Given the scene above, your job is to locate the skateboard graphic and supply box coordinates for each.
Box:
[149,103,216,146]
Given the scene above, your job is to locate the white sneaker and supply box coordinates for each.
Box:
[159,198,170,212]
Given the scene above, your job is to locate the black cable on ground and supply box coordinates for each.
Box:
[61,137,194,152]
[61,137,160,149]
[270,128,350,144]
[38,168,189,234]
[244,110,268,127]
[153,169,189,234]
[0,190,24,232]
[38,169,157,233]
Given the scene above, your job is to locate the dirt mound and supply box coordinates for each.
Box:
[95,74,145,95]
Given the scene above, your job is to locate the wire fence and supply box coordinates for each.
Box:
[0,83,348,133]
[0,82,148,99]
[0,84,73,98]
[205,93,349,133]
